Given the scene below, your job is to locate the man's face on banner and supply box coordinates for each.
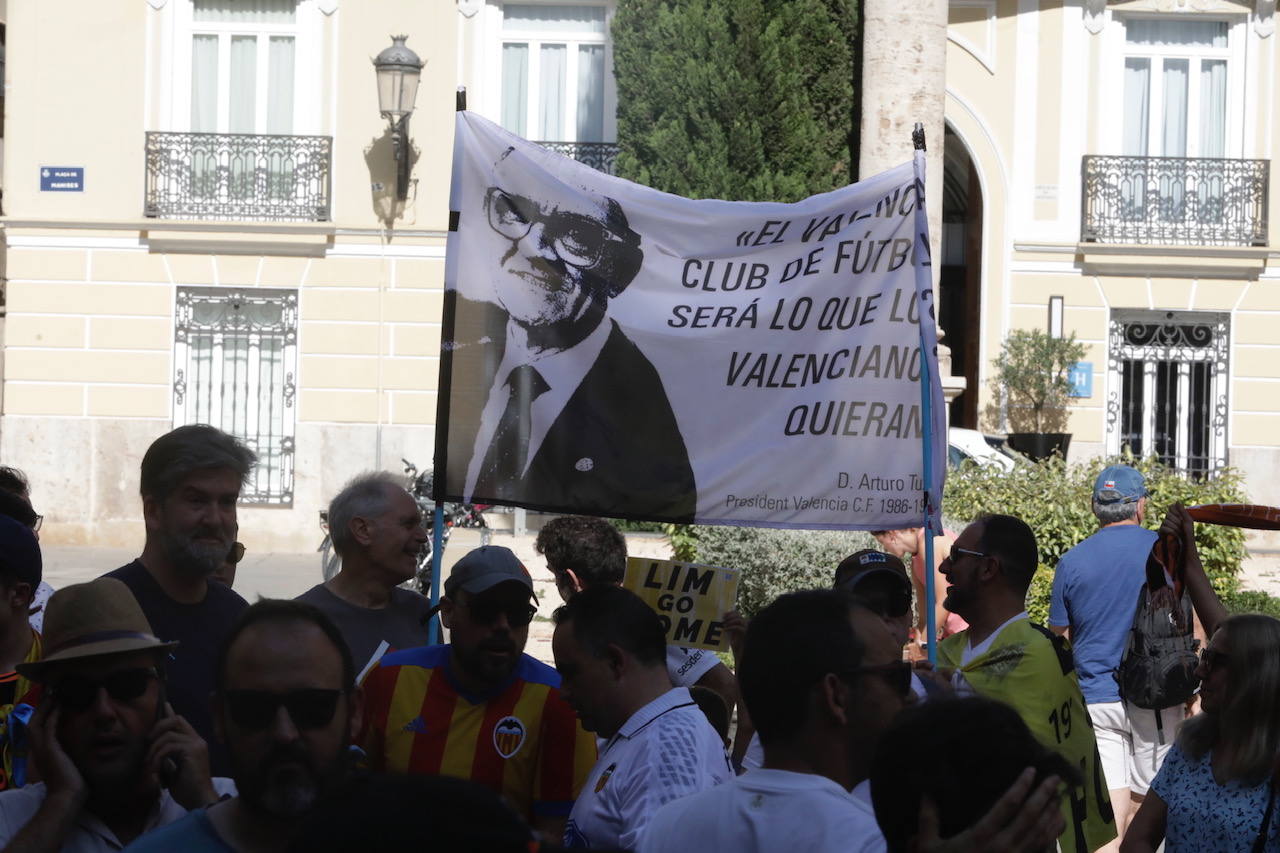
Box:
[484,185,623,328]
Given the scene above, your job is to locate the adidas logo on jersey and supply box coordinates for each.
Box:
[402,716,428,734]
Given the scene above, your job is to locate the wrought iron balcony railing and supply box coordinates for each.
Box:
[536,141,619,175]
[1081,155,1268,247]
[145,131,333,222]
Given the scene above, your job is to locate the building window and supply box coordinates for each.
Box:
[1106,310,1229,478]
[499,4,611,143]
[173,287,298,505]
[190,0,300,135]
[1121,18,1230,160]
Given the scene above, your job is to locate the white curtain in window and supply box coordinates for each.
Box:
[503,5,605,33]
[1125,18,1227,48]
[501,43,529,136]
[191,34,219,132]
[1199,59,1227,158]
[1122,57,1150,155]
[230,35,258,133]
[539,44,566,140]
[267,36,295,134]
[194,0,296,24]
[576,44,604,142]
[1161,58,1188,157]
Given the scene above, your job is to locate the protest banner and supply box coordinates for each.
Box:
[434,110,946,530]
[622,557,739,652]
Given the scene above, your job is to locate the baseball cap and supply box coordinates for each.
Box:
[836,549,911,593]
[444,546,537,601]
[1094,465,1148,505]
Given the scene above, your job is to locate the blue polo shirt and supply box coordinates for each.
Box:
[1049,524,1158,704]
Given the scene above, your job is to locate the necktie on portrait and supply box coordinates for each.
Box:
[474,364,550,496]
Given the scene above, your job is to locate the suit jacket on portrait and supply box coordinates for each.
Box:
[440,298,696,521]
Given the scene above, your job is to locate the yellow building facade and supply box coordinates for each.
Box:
[940,0,1280,539]
[3,0,1278,550]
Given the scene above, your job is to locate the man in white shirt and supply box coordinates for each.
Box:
[552,586,730,849]
[640,591,908,852]
[535,516,738,712]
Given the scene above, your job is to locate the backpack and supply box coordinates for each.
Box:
[1115,544,1200,725]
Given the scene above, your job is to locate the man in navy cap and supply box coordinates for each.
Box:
[358,545,595,840]
[1049,464,1173,851]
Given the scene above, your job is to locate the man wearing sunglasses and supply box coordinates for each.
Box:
[360,546,594,841]
[935,515,1116,853]
[640,592,907,852]
[443,146,695,520]
[123,599,360,852]
[0,578,229,852]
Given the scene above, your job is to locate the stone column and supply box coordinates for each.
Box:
[859,0,966,412]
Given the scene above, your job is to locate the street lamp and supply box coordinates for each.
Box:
[373,35,424,201]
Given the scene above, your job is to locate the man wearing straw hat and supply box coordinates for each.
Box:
[0,578,230,852]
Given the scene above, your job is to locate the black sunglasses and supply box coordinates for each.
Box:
[849,660,913,698]
[53,667,158,712]
[465,596,537,628]
[224,688,342,731]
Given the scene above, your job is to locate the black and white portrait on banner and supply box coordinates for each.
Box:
[436,112,946,531]
[439,146,695,519]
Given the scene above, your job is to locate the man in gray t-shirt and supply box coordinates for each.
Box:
[296,472,431,674]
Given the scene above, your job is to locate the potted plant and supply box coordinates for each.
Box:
[991,329,1087,461]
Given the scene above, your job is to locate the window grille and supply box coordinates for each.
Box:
[174,287,298,504]
[1106,310,1229,478]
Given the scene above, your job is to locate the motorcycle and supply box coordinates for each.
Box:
[318,459,491,597]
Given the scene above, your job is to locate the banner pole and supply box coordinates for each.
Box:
[428,502,446,644]
[912,123,939,667]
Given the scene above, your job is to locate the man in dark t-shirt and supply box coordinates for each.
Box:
[103,425,256,775]
[296,472,431,675]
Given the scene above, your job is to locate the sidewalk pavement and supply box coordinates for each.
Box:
[40,529,675,667]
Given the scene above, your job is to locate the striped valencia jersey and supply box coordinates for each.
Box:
[359,644,596,820]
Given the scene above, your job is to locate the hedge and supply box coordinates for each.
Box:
[942,454,1249,622]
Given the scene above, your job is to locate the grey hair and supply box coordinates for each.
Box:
[1092,498,1139,525]
[328,471,403,558]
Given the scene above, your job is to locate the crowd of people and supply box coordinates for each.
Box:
[0,425,1272,852]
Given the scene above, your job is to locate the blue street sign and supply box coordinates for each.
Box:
[1068,362,1093,398]
[40,167,84,192]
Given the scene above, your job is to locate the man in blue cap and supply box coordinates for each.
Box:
[1048,464,1176,852]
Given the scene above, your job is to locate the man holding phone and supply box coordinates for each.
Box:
[0,578,230,852]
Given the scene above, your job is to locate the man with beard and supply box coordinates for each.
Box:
[121,599,358,852]
[360,546,595,841]
[936,514,1115,853]
[0,578,229,852]
[295,472,431,674]
[105,425,256,775]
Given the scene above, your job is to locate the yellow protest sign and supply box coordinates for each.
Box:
[622,557,740,651]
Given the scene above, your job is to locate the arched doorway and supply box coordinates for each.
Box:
[940,124,983,429]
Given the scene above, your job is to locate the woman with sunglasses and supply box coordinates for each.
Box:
[1123,613,1280,852]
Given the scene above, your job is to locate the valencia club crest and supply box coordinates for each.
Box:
[493,716,527,758]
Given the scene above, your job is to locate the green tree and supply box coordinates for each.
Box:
[992,329,1087,433]
[612,0,858,202]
